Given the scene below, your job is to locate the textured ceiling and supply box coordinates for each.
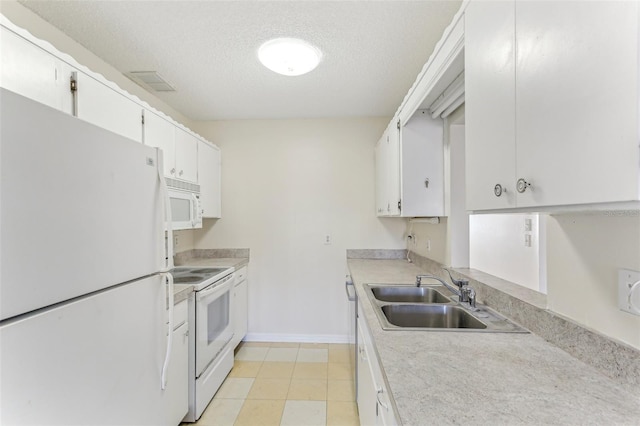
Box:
[18,1,462,121]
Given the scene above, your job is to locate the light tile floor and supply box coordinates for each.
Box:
[191,342,359,426]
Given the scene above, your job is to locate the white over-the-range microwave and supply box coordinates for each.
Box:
[167,178,203,230]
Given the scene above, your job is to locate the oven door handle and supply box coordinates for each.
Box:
[345,278,356,301]
[196,274,234,302]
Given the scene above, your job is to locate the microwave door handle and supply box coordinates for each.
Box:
[160,272,174,390]
[190,193,198,227]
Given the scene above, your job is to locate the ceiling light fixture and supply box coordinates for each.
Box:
[258,38,322,76]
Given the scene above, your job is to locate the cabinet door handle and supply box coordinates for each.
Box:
[494,184,506,197]
[376,387,389,410]
[170,168,176,175]
[516,178,532,193]
[179,170,184,176]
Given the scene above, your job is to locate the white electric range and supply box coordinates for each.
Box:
[171,265,236,422]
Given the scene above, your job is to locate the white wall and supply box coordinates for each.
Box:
[547,213,640,349]
[191,118,407,342]
[469,214,541,291]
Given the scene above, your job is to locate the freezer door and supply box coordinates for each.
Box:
[0,89,165,320]
[0,275,182,425]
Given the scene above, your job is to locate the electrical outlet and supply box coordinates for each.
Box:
[426,239,431,251]
[324,234,332,245]
[174,235,179,247]
[524,218,532,232]
[524,234,532,247]
[618,268,640,316]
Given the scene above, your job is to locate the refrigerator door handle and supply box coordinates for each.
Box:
[156,148,174,272]
[156,148,175,391]
[160,272,174,390]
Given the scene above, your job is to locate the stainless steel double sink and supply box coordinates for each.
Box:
[366,284,527,333]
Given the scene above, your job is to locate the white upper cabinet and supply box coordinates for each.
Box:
[174,128,199,184]
[387,121,401,216]
[400,111,444,217]
[375,114,444,218]
[375,4,464,218]
[375,130,387,215]
[144,110,199,185]
[74,71,143,143]
[465,0,640,211]
[0,26,72,114]
[464,0,516,211]
[198,140,221,218]
[375,123,401,216]
[1,22,143,144]
[2,17,218,196]
[143,109,176,177]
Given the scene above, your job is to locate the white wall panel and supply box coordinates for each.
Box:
[469,213,540,292]
[191,118,407,341]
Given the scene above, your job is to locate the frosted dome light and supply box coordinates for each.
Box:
[258,38,322,76]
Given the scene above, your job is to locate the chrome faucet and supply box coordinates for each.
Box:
[415,269,476,308]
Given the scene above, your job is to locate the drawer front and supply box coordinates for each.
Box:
[172,299,188,330]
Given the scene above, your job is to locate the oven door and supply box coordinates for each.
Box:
[195,274,235,377]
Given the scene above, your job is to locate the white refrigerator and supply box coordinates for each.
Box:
[0,89,182,425]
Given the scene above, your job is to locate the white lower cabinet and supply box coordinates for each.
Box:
[165,299,189,425]
[231,266,248,348]
[357,308,397,426]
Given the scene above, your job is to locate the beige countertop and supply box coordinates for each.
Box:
[172,257,249,304]
[348,259,640,425]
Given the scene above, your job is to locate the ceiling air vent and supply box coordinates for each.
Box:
[126,71,176,92]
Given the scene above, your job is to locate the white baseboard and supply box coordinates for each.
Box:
[244,333,349,344]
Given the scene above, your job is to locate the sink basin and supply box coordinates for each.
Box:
[381,305,487,329]
[371,286,451,303]
[363,282,529,333]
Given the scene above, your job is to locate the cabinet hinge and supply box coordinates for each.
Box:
[396,120,401,130]
[141,111,145,125]
[398,200,401,211]
[70,72,78,117]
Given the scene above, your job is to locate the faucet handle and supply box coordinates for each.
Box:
[443,268,468,288]
[468,288,477,308]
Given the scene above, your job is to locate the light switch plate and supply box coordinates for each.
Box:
[618,269,640,316]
